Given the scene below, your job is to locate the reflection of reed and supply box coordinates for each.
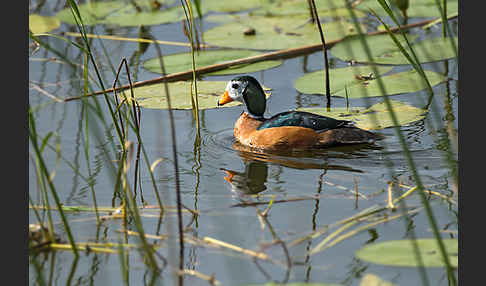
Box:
[305,170,325,282]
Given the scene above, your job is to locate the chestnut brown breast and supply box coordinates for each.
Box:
[233,113,320,151]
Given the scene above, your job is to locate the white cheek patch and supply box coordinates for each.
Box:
[225,80,233,93]
[227,80,247,102]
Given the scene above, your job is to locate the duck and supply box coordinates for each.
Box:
[217,75,381,151]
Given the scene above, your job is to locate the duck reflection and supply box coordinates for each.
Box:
[222,141,383,196]
[231,141,381,171]
[221,160,268,196]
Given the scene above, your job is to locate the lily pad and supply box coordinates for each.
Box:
[378,37,458,65]
[29,14,61,33]
[297,99,427,130]
[56,0,263,27]
[360,274,396,286]
[56,0,186,27]
[294,65,393,96]
[356,0,458,18]
[355,238,458,267]
[203,15,365,50]
[330,33,417,63]
[331,34,458,65]
[254,0,366,18]
[295,67,445,98]
[143,50,283,76]
[333,69,446,98]
[200,0,263,13]
[129,81,270,110]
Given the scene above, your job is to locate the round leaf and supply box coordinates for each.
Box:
[200,0,263,13]
[297,99,427,130]
[29,14,61,33]
[331,34,458,65]
[56,1,186,27]
[295,68,446,98]
[129,81,270,110]
[254,0,366,18]
[294,65,393,96]
[360,274,396,286]
[355,238,458,267]
[330,33,417,64]
[332,69,446,98]
[56,0,263,27]
[203,15,365,50]
[375,37,458,65]
[143,50,283,76]
[356,0,458,18]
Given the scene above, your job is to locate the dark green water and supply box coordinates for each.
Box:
[29,1,458,285]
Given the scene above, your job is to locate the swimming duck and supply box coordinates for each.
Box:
[217,76,381,151]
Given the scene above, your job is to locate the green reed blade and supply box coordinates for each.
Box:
[29,107,78,257]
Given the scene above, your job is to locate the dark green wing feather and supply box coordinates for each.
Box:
[257,111,352,131]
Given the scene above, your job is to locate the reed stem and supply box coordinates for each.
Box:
[308,0,331,108]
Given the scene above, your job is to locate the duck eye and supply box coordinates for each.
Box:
[231,83,239,89]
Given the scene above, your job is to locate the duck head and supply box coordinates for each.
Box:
[217,76,266,119]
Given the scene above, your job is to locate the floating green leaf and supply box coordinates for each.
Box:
[56,0,263,26]
[294,65,393,96]
[143,50,283,75]
[330,33,417,63]
[297,99,427,130]
[378,37,458,65]
[129,81,270,110]
[204,15,365,50]
[355,239,458,267]
[29,14,61,33]
[360,274,396,286]
[56,1,185,26]
[295,67,445,98]
[200,0,263,13]
[331,34,458,65]
[356,0,458,18]
[333,69,446,98]
[253,0,366,18]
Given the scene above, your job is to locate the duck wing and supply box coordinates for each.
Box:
[257,111,352,132]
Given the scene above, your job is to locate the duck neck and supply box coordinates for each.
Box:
[241,83,266,119]
[246,110,265,120]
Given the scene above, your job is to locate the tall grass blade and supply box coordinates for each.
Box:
[146,30,185,285]
[181,0,201,140]
[122,142,160,283]
[431,0,458,59]
[82,53,101,224]
[29,107,78,257]
[117,235,130,286]
[113,58,165,210]
[30,150,55,240]
[346,3,429,285]
[372,2,457,284]
[370,6,433,96]
[66,0,124,147]
[29,32,77,69]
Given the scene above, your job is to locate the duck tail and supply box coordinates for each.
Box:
[316,127,383,147]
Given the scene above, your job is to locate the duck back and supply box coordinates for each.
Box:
[257,111,351,132]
